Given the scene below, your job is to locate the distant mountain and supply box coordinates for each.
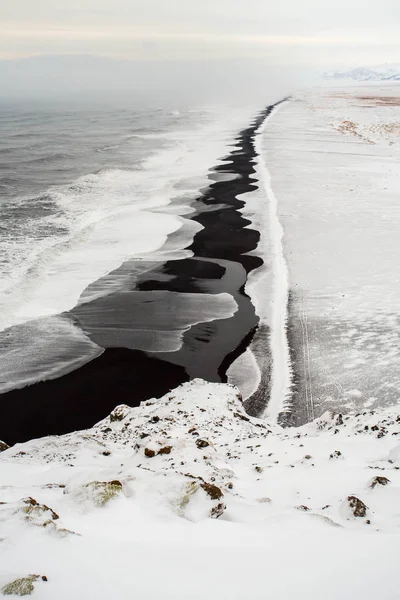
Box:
[323,64,400,82]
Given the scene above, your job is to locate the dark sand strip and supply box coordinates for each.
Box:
[0,105,278,445]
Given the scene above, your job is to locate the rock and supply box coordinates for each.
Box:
[22,497,59,523]
[370,476,390,489]
[158,446,172,455]
[1,574,47,596]
[233,412,250,422]
[109,405,130,423]
[196,439,210,449]
[43,521,80,538]
[73,481,123,507]
[178,482,200,515]
[255,466,263,473]
[200,482,223,501]
[347,495,368,517]
[296,505,310,512]
[0,441,9,453]
[329,450,342,459]
[210,503,226,519]
[144,448,156,458]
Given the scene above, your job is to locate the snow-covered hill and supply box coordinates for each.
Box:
[1,379,400,599]
[323,64,400,81]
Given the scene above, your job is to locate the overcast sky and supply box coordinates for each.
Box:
[1,0,400,68]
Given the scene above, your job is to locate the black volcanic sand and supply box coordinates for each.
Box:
[0,104,279,445]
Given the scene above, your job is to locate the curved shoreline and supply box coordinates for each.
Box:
[0,103,281,445]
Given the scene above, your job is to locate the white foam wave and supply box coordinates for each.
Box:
[78,291,238,353]
[0,106,255,335]
[226,104,292,415]
[255,107,292,418]
[0,315,103,393]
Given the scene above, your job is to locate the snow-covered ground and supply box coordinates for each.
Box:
[262,83,400,419]
[2,85,400,598]
[1,379,400,599]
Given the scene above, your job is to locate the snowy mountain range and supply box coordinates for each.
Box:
[323,64,400,81]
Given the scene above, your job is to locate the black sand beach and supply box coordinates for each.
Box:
[0,104,278,445]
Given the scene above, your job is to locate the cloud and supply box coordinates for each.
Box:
[1,0,400,66]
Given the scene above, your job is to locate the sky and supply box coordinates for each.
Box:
[1,0,400,68]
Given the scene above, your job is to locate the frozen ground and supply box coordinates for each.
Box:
[2,86,400,599]
[1,379,400,599]
[261,83,400,420]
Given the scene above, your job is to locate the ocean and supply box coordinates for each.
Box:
[0,95,276,442]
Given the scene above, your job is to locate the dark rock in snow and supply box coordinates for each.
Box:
[329,450,342,459]
[0,441,9,452]
[210,503,226,519]
[200,482,223,501]
[144,448,156,458]
[158,446,172,455]
[233,412,250,422]
[347,496,368,517]
[196,439,210,449]
[370,476,390,489]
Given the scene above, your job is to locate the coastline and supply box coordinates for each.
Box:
[0,103,280,445]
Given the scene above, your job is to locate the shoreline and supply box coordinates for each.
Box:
[0,103,280,445]
[262,84,400,422]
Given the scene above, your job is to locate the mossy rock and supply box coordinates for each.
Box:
[178,482,200,515]
[43,521,79,538]
[83,481,123,507]
[22,497,59,525]
[2,574,47,596]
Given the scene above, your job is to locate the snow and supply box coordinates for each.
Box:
[2,85,400,598]
[1,379,400,599]
[262,83,400,417]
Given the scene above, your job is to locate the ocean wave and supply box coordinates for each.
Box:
[0,105,254,336]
